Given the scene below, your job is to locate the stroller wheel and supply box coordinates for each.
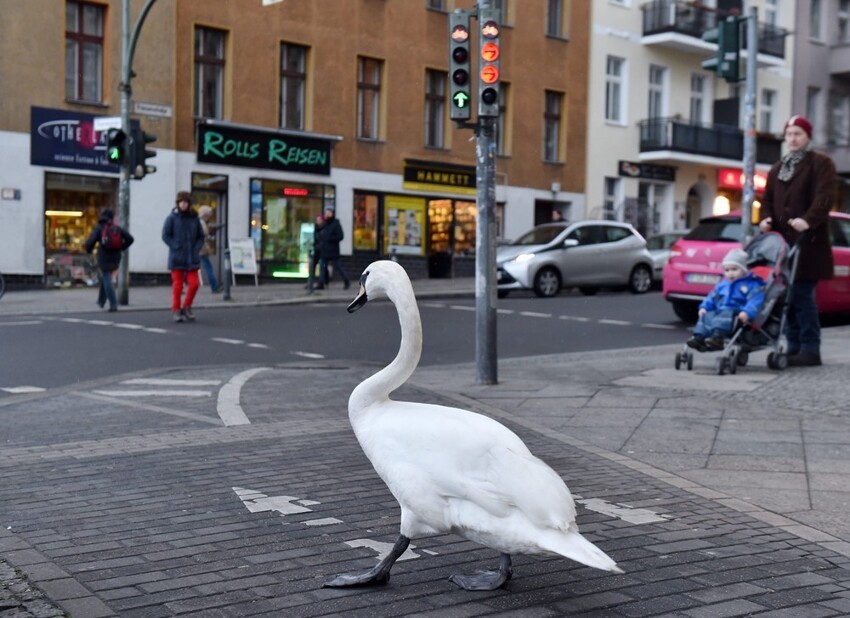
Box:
[729,353,738,375]
[774,353,788,370]
[737,350,749,366]
[674,353,682,370]
[715,357,726,376]
[687,352,694,371]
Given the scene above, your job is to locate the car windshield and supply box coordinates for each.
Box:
[512,224,567,246]
[685,218,742,242]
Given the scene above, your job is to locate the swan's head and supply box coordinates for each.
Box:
[347,260,411,313]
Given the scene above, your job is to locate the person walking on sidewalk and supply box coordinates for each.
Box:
[162,191,205,323]
[84,208,134,312]
[317,207,350,290]
[197,205,222,293]
[759,115,837,367]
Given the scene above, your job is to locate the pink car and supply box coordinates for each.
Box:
[662,211,850,322]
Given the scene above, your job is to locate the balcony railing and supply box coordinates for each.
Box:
[639,117,782,164]
[641,0,787,59]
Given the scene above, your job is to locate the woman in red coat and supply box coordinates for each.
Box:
[759,115,837,367]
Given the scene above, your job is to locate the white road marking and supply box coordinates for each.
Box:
[520,311,552,318]
[559,315,591,322]
[450,305,476,312]
[247,343,270,349]
[76,392,221,425]
[93,390,212,397]
[121,378,222,386]
[0,321,43,327]
[641,323,678,330]
[575,497,670,525]
[87,320,112,326]
[145,327,169,334]
[59,318,84,323]
[344,539,420,562]
[496,308,515,314]
[304,518,343,526]
[217,367,269,426]
[1,386,46,394]
[212,337,245,345]
[598,319,632,326]
[114,323,145,330]
[292,351,324,359]
[233,487,312,516]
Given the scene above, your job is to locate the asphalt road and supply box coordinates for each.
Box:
[1,290,690,393]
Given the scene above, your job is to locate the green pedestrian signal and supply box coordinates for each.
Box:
[105,128,127,165]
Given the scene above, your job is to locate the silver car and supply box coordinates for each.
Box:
[497,220,654,298]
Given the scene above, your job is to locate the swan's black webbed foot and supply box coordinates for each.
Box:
[322,534,410,588]
[448,553,512,591]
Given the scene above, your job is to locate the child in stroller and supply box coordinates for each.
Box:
[686,248,766,352]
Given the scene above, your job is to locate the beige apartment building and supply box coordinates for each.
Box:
[0,0,588,285]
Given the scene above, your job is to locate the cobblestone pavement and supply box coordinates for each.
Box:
[1,361,850,616]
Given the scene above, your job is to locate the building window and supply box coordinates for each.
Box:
[840,0,850,42]
[647,65,666,120]
[760,89,776,133]
[689,74,707,124]
[496,83,509,156]
[810,0,822,40]
[605,55,625,123]
[424,70,446,148]
[807,87,821,139]
[280,43,307,130]
[603,177,620,219]
[829,94,850,146]
[764,0,779,28]
[65,1,104,102]
[546,0,565,37]
[543,90,563,162]
[194,27,226,119]
[357,56,383,140]
[426,0,446,10]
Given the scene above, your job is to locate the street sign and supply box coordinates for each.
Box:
[93,116,122,132]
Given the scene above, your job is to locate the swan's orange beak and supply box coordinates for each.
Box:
[347,285,368,313]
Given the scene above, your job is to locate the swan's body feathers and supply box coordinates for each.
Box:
[326,261,622,591]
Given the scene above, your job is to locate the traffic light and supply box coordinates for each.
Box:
[701,17,740,82]
[129,126,157,179]
[105,128,127,165]
[477,7,501,118]
[449,10,472,121]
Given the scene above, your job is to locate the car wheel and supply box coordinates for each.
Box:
[628,264,653,294]
[533,267,561,298]
[579,286,599,296]
[672,300,699,324]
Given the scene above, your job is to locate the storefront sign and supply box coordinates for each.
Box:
[618,160,676,182]
[30,106,122,173]
[717,167,768,193]
[403,159,476,196]
[197,123,333,175]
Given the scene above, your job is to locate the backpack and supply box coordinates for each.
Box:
[101,223,123,251]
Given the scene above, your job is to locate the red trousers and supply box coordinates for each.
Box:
[171,269,200,311]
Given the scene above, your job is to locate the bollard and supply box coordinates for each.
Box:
[223,247,232,300]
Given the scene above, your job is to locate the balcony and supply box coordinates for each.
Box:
[641,0,787,62]
[639,117,782,166]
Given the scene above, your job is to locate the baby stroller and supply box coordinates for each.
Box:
[674,231,799,375]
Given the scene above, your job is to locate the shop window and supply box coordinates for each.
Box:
[354,193,380,252]
[385,196,426,257]
[249,178,335,278]
[195,27,226,119]
[357,56,383,140]
[65,1,105,103]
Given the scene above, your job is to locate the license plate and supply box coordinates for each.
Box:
[686,273,722,284]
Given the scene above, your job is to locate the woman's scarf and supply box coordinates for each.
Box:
[777,145,811,182]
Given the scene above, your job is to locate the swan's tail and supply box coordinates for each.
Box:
[540,529,624,574]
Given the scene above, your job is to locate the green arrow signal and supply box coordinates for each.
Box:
[453,91,470,108]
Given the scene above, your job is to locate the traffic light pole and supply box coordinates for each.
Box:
[117,0,159,305]
[740,6,758,244]
[475,116,498,385]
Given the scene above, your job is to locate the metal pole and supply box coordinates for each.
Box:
[740,7,758,244]
[475,117,498,385]
[117,0,131,305]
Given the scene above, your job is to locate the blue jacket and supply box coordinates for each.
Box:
[162,208,205,270]
[699,272,766,321]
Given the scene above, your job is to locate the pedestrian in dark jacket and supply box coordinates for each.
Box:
[317,207,350,289]
[84,208,134,312]
[759,115,837,366]
[161,191,205,322]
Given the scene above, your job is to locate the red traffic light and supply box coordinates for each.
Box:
[481,42,499,62]
[480,65,499,84]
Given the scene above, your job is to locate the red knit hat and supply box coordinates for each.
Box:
[784,115,812,138]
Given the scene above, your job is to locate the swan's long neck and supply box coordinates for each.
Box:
[349,283,422,418]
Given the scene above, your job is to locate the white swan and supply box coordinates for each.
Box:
[324,260,622,591]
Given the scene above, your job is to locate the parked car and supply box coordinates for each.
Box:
[497,220,655,298]
[647,230,689,280]
[662,211,850,322]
